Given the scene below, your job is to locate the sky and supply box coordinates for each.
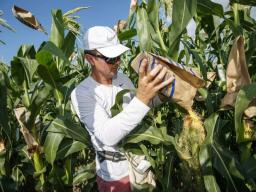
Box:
[1,0,255,64]
[0,0,131,64]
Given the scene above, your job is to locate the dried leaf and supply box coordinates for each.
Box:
[14,107,40,155]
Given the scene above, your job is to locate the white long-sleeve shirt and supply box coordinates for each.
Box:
[71,72,150,181]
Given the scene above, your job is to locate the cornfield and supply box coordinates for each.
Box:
[0,0,256,191]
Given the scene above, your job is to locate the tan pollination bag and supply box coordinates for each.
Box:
[220,36,256,118]
[131,52,206,110]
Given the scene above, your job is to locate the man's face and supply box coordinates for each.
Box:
[95,56,120,78]
[86,52,121,81]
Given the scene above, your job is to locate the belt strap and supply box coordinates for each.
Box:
[97,151,126,163]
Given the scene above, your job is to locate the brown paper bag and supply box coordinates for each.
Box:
[131,52,206,110]
[220,36,256,118]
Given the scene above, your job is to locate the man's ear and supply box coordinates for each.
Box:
[85,54,95,65]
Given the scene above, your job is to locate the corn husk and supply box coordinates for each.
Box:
[243,119,256,141]
[176,110,206,191]
[0,140,5,153]
[176,110,205,162]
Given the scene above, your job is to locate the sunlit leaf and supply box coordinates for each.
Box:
[47,117,90,146]
[168,0,197,54]
[197,0,224,17]
[44,132,64,165]
[56,139,87,159]
[50,9,64,48]
[136,4,152,51]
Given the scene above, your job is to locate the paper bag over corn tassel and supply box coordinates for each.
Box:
[220,36,256,118]
[131,52,206,110]
[12,5,47,35]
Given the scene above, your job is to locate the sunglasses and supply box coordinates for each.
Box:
[84,51,120,65]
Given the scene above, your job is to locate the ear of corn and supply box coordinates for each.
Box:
[176,110,206,191]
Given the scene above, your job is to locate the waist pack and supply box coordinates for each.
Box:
[97,151,126,163]
[97,151,156,190]
[125,153,156,190]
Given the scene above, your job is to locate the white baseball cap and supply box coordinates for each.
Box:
[84,26,129,58]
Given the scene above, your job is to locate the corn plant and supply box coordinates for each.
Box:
[1,1,256,191]
[0,8,95,191]
[116,0,256,191]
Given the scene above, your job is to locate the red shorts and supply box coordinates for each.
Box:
[96,175,131,192]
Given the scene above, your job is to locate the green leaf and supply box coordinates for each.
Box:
[16,57,39,83]
[147,0,160,31]
[36,64,63,106]
[235,83,256,143]
[59,78,76,106]
[0,71,9,134]
[36,50,60,81]
[110,89,132,117]
[182,41,207,80]
[17,45,36,58]
[44,132,64,165]
[199,113,221,192]
[47,117,90,146]
[37,41,70,75]
[50,9,64,48]
[10,57,25,86]
[118,28,137,41]
[168,0,197,51]
[63,6,90,17]
[147,0,168,53]
[126,125,173,145]
[197,0,224,17]
[36,49,53,65]
[56,139,87,159]
[162,153,175,191]
[136,5,152,51]
[246,31,256,64]
[39,41,69,64]
[73,171,95,184]
[200,114,248,191]
[212,143,248,191]
[73,162,95,184]
[0,176,18,192]
[242,155,256,179]
[27,85,52,128]
[62,31,76,58]
[37,64,58,88]
[230,0,256,6]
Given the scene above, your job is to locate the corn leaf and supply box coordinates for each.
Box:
[230,0,256,6]
[50,10,64,48]
[136,4,152,51]
[56,139,87,159]
[199,113,221,192]
[47,117,90,146]
[168,0,197,53]
[235,83,256,143]
[197,0,224,17]
[44,132,64,165]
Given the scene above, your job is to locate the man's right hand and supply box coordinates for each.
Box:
[136,58,175,105]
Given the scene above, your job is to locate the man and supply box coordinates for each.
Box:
[71,26,174,192]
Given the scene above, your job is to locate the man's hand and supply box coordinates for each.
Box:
[136,58,175,105]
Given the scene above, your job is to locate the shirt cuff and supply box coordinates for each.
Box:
[132,96,151,112]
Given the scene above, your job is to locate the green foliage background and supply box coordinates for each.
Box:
[0,0,256,191]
